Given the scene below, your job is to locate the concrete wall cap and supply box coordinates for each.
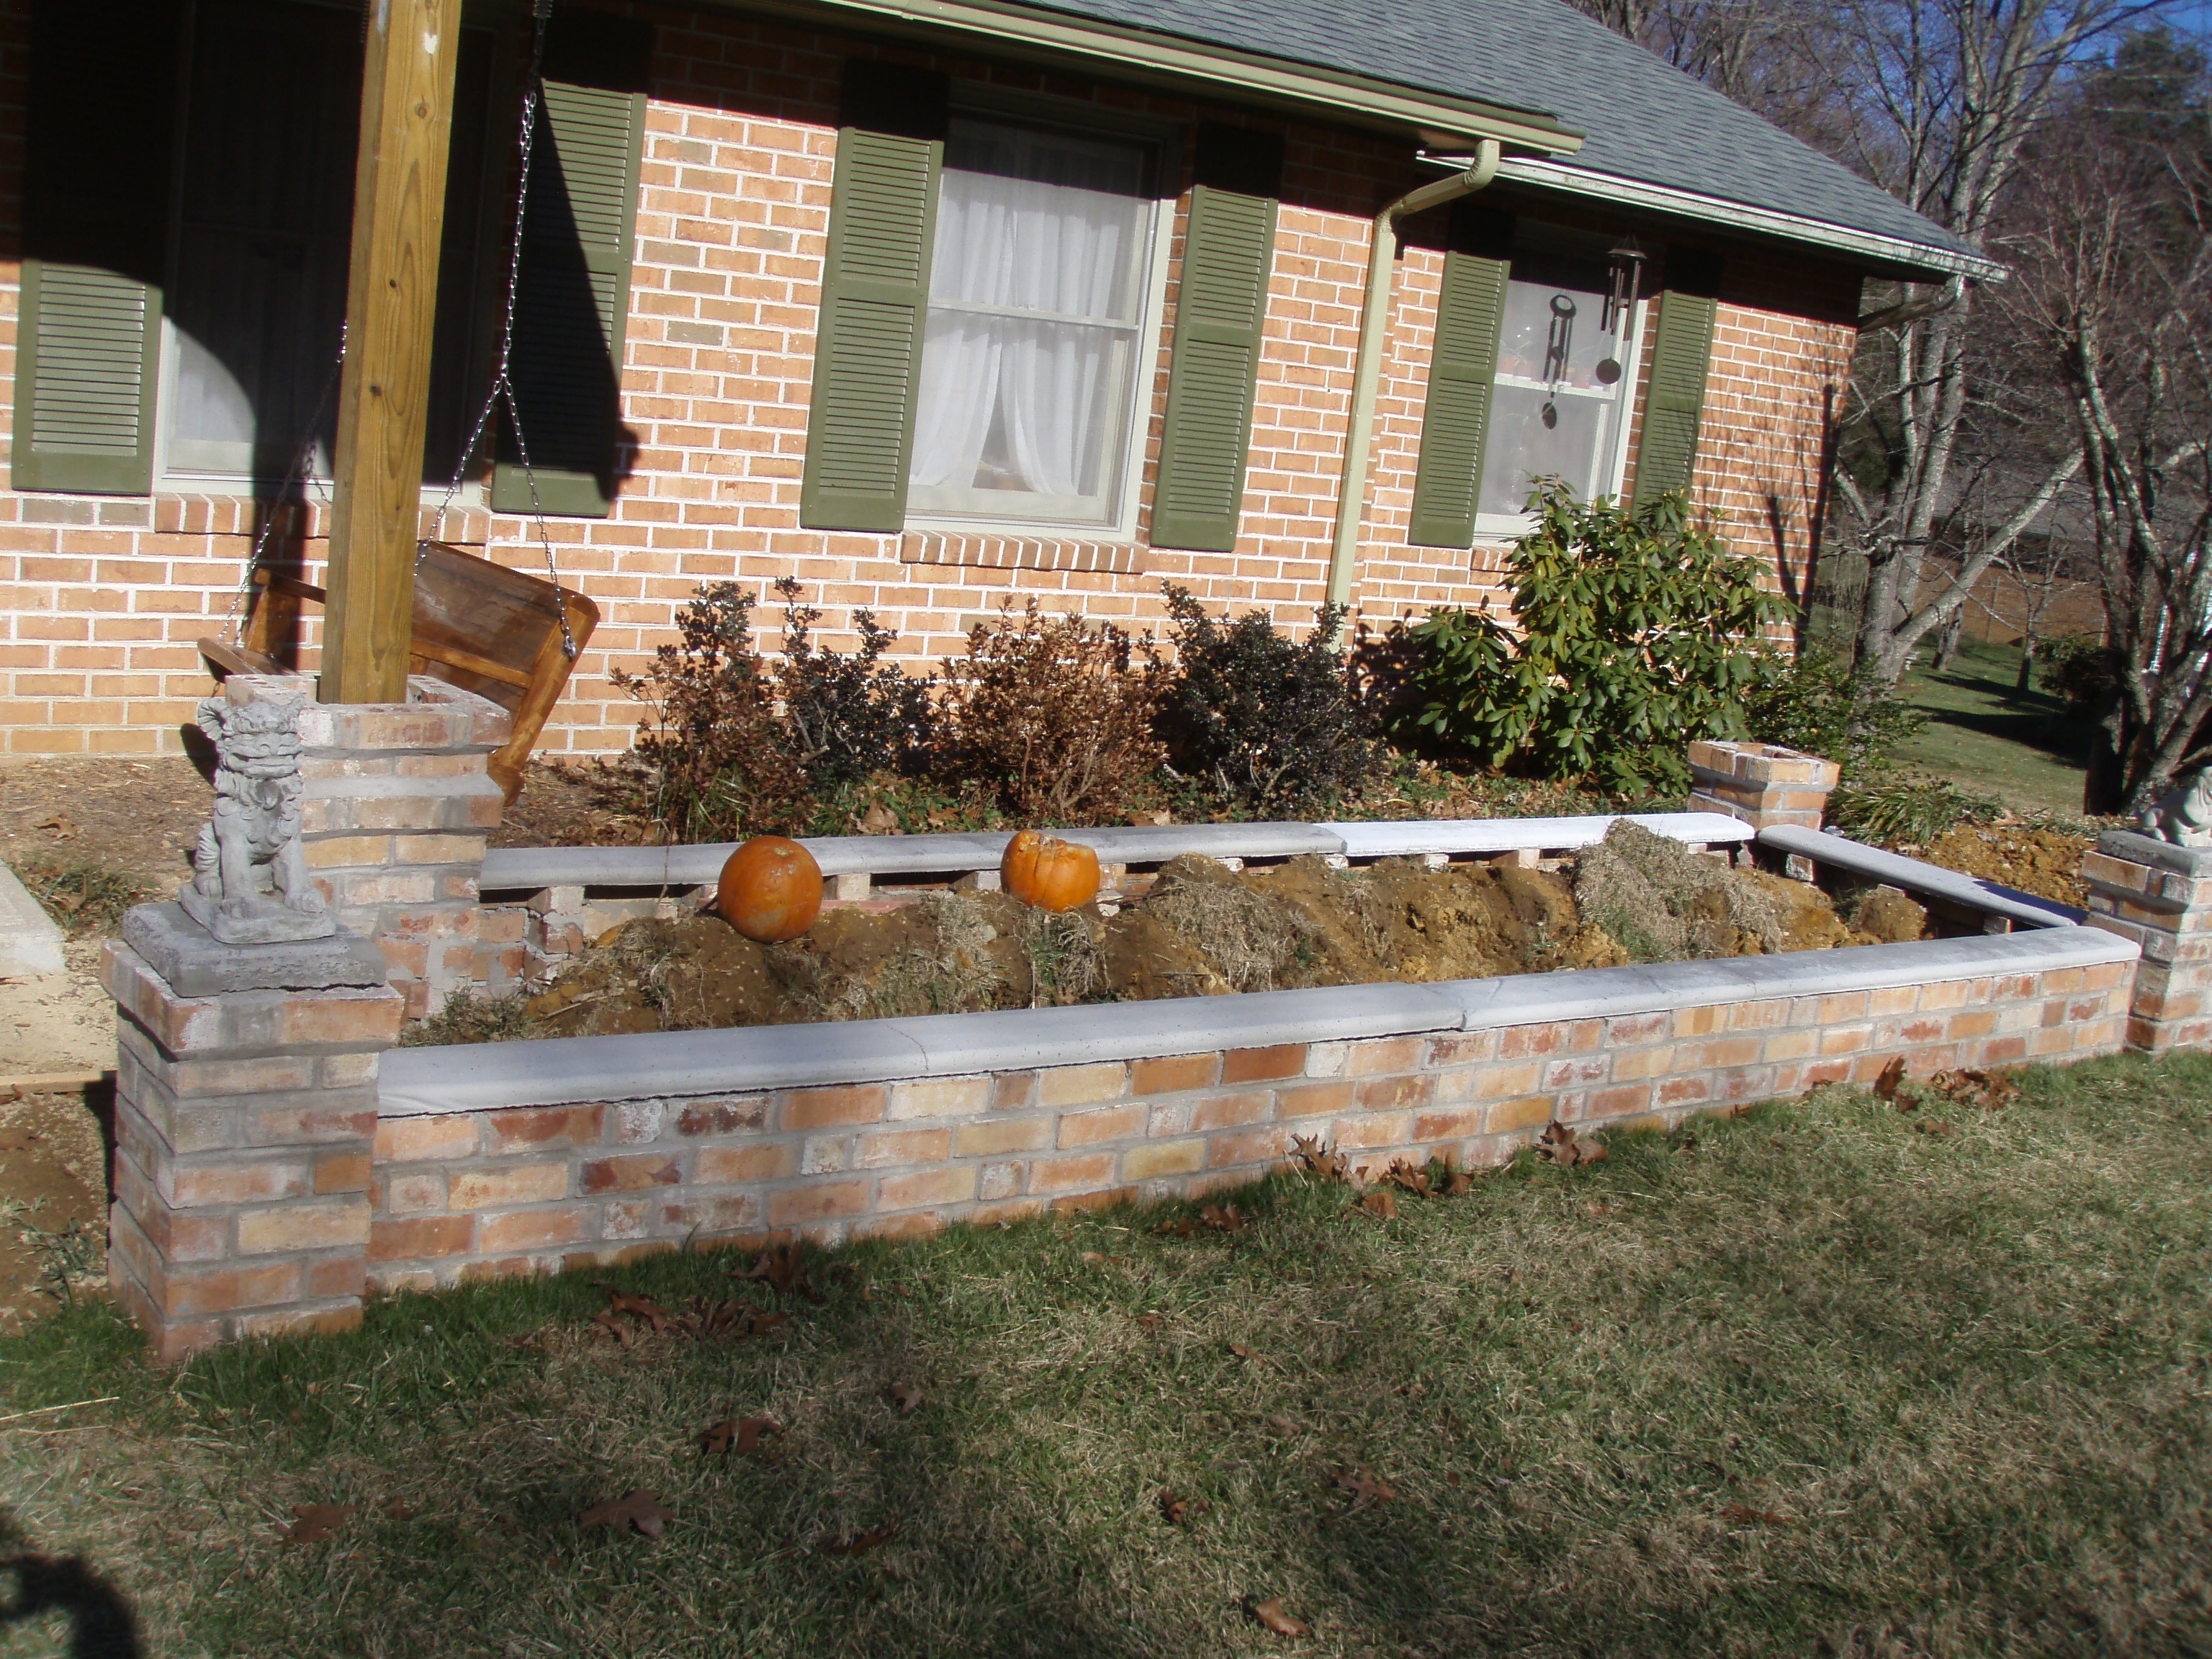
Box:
[481,814,1748,894]
[1755,825,2085,927]
[0,860,66,977]
[376,927,2133,1117]
[2095,829,2212,878]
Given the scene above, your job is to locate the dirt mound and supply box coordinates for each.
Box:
[481,830,1874,1043]
[1920,824,2090,908]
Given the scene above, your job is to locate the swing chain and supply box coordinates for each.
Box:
[431,0,576,660]
[223,322,349,645]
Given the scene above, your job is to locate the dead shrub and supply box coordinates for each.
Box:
[935,600,1166,827]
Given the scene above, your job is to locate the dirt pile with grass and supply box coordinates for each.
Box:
[473,824,1904,1043]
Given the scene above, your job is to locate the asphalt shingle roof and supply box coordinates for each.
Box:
[1029,0,1981,265]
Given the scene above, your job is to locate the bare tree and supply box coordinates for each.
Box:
[1997,32,2212,809]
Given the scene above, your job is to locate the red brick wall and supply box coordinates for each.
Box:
[0,0,1860,757]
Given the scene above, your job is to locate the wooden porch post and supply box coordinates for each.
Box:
[320,0,464,704]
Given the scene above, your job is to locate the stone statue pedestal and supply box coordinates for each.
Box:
[179,884,338,945]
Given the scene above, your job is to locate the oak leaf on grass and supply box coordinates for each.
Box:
[578,1490,675,1539]
[1245,1597,1308,1637]
[284,1503,356,1545]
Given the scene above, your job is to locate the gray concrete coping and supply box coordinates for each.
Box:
[0,859,65,977]
[375,927,2135,1118]
[2094,828,2212,878]
[1322,811,1751,858]
[1753,825,2085,928]
[479,814,1753,895]
[122,904,390,996]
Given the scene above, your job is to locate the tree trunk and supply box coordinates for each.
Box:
[2085,700,2131,814]
[2013,635,2036,698]
[1932,606,1965,672]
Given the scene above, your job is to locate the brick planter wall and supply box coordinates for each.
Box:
[361,930,2135,1289]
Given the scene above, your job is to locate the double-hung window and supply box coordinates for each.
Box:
[1474,240,1645,530]
[906,116,1167,536]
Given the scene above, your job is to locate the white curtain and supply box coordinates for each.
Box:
[911,125,1145,503]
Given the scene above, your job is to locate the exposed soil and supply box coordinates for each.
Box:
[485,831,1923,1043]
[1920,824,2092,909]
[0,1086,109,1331]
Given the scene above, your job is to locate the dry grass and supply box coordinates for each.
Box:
[1574,819,1782,961]
[1,1051,2208,1657]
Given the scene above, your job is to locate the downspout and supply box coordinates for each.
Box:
[1326,139,1501,609]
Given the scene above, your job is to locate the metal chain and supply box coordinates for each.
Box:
[222,323,349,644]
[430,0,576,659]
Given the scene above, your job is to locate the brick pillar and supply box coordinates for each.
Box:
[220,673,508,1018]
[1687,739,1840,832]
[2081,830,2212,1053]
[103,905,401,1360]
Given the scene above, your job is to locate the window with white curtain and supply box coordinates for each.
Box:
[1475,242,1645,526]
[907,117,1163,533]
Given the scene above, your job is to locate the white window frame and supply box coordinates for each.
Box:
[903,87,1179,544]
[1471,270,1648,544]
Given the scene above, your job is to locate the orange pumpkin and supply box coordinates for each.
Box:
[716,835,824,942]
[1000,830,1100,913]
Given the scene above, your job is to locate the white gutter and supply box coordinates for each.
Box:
[1326,139,1501,609]
[1460,156,2005,282]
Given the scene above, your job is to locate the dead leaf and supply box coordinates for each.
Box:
[701,1416,782,1455]
[819,1521,899,1555]
[1928,1067,2020,1110]
[1353,1190,1398,1220]
[1152,1214,1200,1238]
[578,1490,675,1538]
[1135,1313,1165,1336]
[1385,1159,1431,1197]
[857,801,902,836]
[1537,1122,1609,1167]
[1158,1488,1208,1524]
[1267,1414,1299,1436]
[1246,1597,1309,1637]
[1290,1134,1352,1184]
[1719,1503,1795,1527]
[284,1503,356,1544]
[1916,1118,1962,1140]
[885,1381,924,1416]
[32,814,74,839]
[1332,1466,1399,1509]
[738,1244,821,1303]
[596,1285,674,1334]
[1200,1202,1247,1233]
[1228,1342,1256,1361]
[1872,1055,1909,1102]
[590,1310,634,1349]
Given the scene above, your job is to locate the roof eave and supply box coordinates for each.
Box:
[1470,156,2004,283]
[693,0,1584,154]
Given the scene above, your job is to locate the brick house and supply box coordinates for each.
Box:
[0,0,1990,761]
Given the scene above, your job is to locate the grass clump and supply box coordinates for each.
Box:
[4,1053,2211,1655]
[397,989,539,1047]
[1829,775,2005,846]
[8,854,149,936]
[1572,818,1780,961]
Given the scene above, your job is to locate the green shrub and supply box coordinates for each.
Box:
[2039,634,2124,716]
[1409,486,1786,796]
[1827,776,2000,846]
[1156,584,1380,817]
[935,599,1166,827]
[1740,647,1924,782]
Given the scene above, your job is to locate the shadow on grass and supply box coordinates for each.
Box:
[0,1518,142,1659]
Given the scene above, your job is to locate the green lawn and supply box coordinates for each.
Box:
[3,1054,2209,1656]
[1894,637,2096,815]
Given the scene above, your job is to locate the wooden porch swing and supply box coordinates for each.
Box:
[199,0,598,805]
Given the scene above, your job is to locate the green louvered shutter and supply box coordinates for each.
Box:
[14,0,177,494]
[492,71,649,518]
[798,127,943,531]
[1408,249,1511,548]
[1631,289,1719,508]
[1150,183,1278,551]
